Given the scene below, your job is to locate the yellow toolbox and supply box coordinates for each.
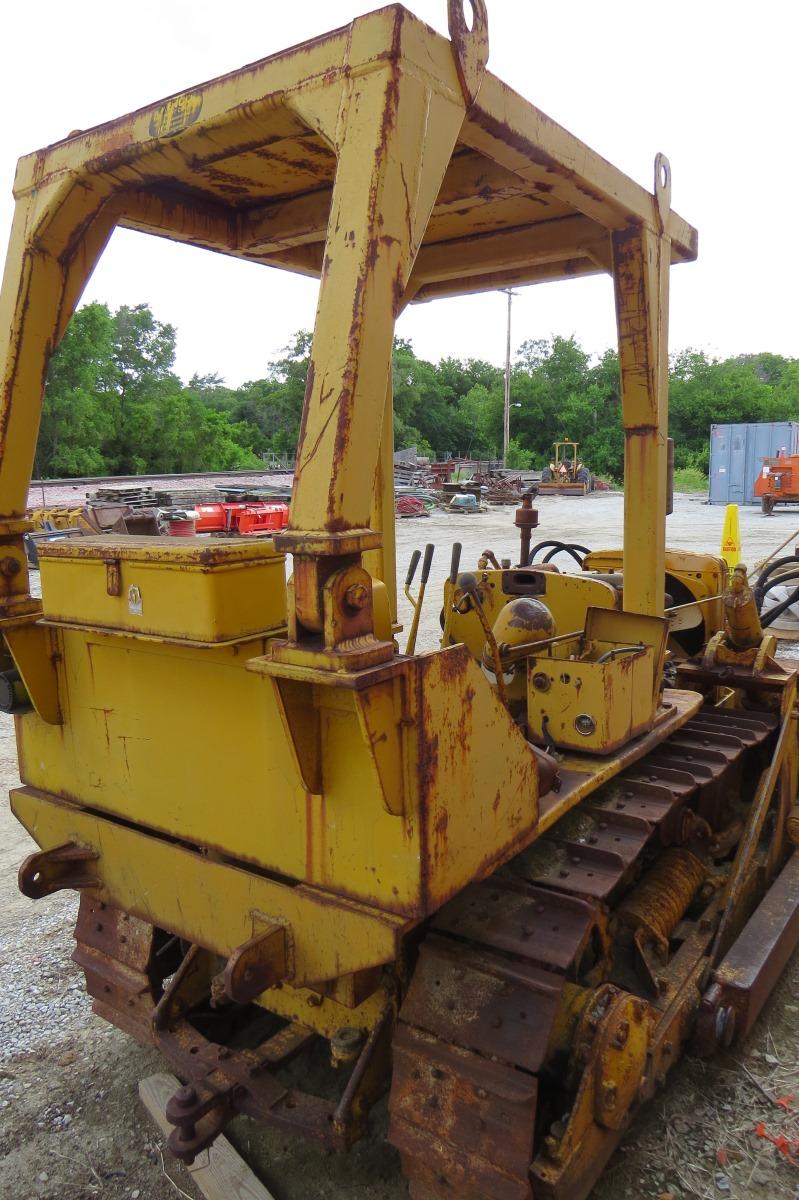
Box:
[37,536,287,644]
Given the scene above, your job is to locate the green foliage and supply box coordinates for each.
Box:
[672,467,709,493]
[38,303,261,477]
[391,340,503,458]
[36,305,799,483]
[37,303,117,477]
[505,438,533,470]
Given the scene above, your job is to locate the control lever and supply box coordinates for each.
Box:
[404,543,434,656]
[440,542,463,647]
[457,572,509,709]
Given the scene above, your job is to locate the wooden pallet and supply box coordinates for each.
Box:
[140,1072,276,1200]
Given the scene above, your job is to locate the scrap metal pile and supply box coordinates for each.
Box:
[25,482,289,565]
[474,469,527,504]
[394,465,528,517]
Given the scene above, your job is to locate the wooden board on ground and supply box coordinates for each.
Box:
[139,1072,277,1200]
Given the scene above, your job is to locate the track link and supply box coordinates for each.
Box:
[388,707,777,1200]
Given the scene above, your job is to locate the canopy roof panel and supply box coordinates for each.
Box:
[14,4,696,303]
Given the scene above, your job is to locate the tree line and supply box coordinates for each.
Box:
[34,301,799,480]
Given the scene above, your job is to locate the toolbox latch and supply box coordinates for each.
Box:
[105,558,121,597]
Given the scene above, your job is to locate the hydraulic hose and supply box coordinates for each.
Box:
[542,544,588,568]
[753,556,799,609]
[758,569,799,605]
[761,581,799,628]
[528,540,590,569]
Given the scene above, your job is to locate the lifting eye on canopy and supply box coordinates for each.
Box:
[447,0,489,107]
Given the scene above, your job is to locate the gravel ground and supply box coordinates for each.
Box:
[3,494,799,1200]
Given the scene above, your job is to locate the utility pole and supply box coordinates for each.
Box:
[501,288,518,467]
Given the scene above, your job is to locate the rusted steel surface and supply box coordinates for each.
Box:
[389,703,788,1200]
[70,891,393,1159]
[0,0,698,661]
[393,1024,538,1176]
[700,852,799,1046]
[447,0,489,107]
[512,491,539,568]
[29,687,794,1196]
[512,811,650,902]
[34,695,790,1198]
[615,847,707,963]
[400,935,566,1072]
[18,842,99,898]
[392,1028,537,1200]
[222,924,288,1003]
[432,880,604,979]
[704,692,796,980]
[72,896,163,1045]
[521,708,777,902]
[594,778,697,841]
[677,659,791,692]
[8,9,799,1200]
[390,929,557,1198]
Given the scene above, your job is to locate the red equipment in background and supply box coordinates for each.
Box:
[754,452,799,514]
[194,501,289,535]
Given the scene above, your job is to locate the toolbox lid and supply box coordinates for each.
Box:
[37,535,285,566]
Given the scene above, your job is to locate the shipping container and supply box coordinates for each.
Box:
[708,422,799,505]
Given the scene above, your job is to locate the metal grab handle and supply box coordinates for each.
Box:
[405,549,421,588]
[449,542,463,585]
[420,542,435,586]
[595,644,645,664]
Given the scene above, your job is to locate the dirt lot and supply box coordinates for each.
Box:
[3,494,799,1200]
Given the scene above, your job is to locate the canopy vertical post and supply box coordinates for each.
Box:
[278,53,471,653]
[612,220,671,616]
[364,376,398,627]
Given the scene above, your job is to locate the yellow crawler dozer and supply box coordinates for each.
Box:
[2,4,798,1199]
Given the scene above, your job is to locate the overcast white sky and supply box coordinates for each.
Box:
[1,1,797,385]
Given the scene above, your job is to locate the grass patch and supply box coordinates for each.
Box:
[672,467,708,493]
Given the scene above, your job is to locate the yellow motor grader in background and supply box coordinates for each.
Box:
[2,4,799,1199]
